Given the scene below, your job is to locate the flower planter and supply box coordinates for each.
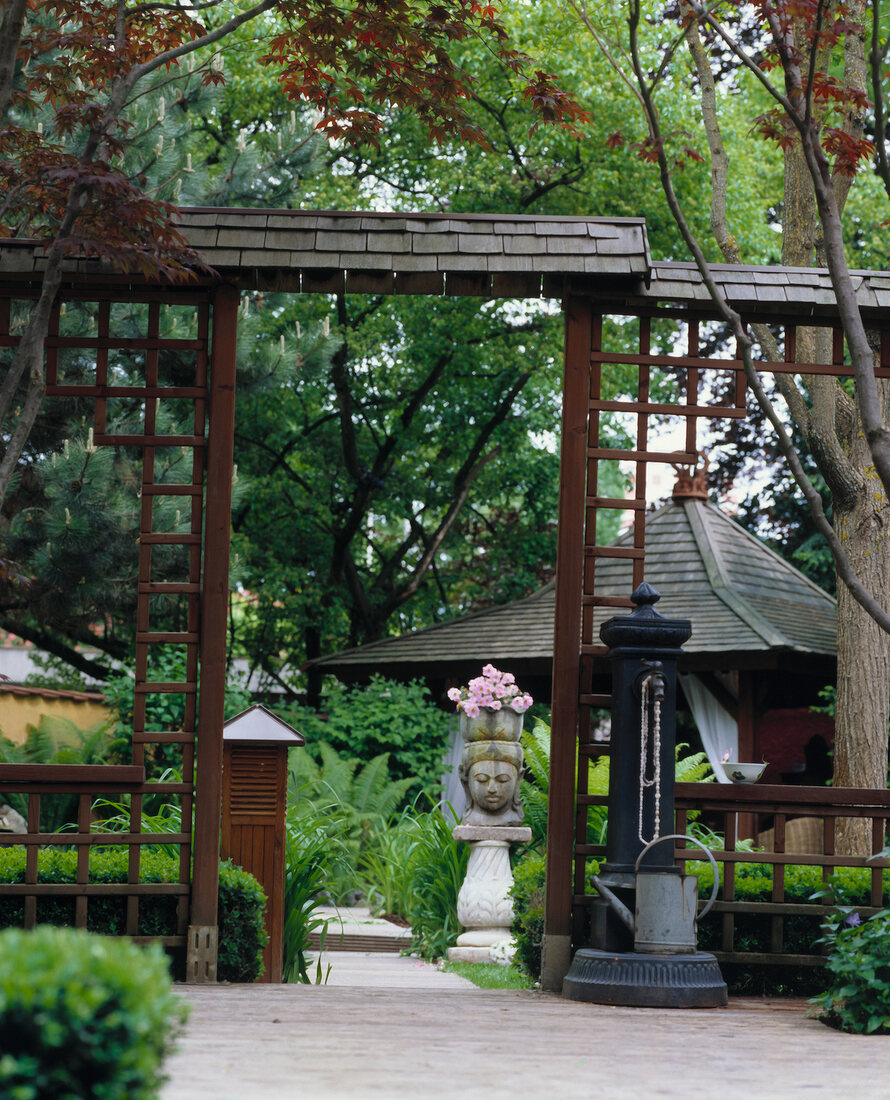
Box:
[726,762,767,784]
[459,707,523,743]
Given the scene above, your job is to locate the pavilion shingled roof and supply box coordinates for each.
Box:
[309,496,837,675]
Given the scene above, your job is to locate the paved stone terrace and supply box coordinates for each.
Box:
[163,957,889,1100]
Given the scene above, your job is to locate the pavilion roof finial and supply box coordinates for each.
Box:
[671,451,709,502]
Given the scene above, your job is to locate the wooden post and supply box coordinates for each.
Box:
[736,671,758,841]
[542,296,591,992]
[188,283,239,983]
[221,706,305,983]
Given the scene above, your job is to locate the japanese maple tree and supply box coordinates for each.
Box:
[0,0,586,510]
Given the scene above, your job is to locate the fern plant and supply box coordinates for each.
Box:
[288,742,417,821]
[287,742,417,904]
[520,720,715,849]
[0,715,119,829]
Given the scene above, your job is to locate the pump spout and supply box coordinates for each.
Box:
[639,658,665,702]
[591,874,634,934]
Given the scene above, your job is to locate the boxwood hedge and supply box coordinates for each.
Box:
[0,848,268,983]
[0,925,189,1100]
[511,855,890,996]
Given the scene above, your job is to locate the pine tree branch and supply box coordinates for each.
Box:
[0,618,117,681]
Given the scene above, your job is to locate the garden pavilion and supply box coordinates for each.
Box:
[309,463,838,795]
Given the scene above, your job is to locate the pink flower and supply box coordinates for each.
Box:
[453,665,533,716]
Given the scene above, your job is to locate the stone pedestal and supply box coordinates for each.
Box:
[448,825,532,964]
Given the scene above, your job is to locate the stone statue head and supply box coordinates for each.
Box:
[459,739,524,826]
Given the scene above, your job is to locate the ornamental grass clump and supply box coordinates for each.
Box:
[0,926,188,1099]
[810,906,890,1033]
[447,664,533,718]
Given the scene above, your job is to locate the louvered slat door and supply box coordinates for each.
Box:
[228,746,280,821]
[221,743,287,982]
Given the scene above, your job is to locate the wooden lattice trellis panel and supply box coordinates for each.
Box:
[0,284,218,947]
[544,296,890,979]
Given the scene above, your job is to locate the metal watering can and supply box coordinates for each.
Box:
[592,834,720,955]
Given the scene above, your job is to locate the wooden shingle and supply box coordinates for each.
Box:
[310,496,837,677]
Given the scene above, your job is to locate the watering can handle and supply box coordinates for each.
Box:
[633,834,721,921]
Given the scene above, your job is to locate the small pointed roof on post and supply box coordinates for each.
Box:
[223,704,306,746]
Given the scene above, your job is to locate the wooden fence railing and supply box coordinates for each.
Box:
[674,782,890,967]
[0,764,192,946]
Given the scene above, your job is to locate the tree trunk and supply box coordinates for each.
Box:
[832,454,890,854]
[782,137,888,854]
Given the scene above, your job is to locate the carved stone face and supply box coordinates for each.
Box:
[468,760,519,814]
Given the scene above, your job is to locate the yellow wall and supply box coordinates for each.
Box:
[0,693,111,745]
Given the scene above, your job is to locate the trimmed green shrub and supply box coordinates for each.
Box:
[511,852,546,981]
[511,852,602,983]
[810,908,890,1033]
[0,925,188,1099]
[217,860,269,983]
[691,862,890,996]
[693,862,890,958]
[0,848,268,983]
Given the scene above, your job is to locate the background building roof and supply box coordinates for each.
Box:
[310,496,837,679]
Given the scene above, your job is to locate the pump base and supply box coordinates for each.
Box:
[562,948,727,1008]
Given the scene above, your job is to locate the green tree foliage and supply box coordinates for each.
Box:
[4,1,782,694]
[281,676,448,794]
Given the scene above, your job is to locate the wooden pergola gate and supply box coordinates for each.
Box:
[2,210,889,983]
[0,280,238,978]
[543,292,890,988]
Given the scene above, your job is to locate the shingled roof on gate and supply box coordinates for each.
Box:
[4,209,890,313]
[308,495,837,677]
[642,261,890,316]
[0,208,651,295]
[171,208,652,296]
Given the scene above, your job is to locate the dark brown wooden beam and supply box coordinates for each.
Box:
[190,283,239,972]
[542,296,591,992]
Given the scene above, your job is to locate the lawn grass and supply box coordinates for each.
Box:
[444,961,534,990]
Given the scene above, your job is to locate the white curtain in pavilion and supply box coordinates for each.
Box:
[679,673,737,783]
[441,716,466,821]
